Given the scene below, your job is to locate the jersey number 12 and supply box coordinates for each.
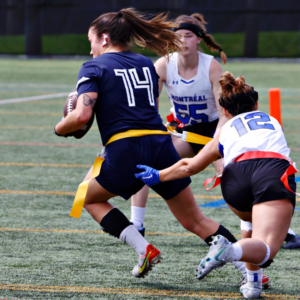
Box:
[114,68,155,107]
[231,111,275,137]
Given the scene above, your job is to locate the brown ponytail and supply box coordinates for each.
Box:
[90,8,182,57]
[219,72,253,98]
[175,13,227,64]
[219,71,258,115]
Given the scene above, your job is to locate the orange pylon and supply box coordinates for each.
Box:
[269,88,282,127]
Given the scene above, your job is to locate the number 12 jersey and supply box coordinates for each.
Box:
[219,110,291,167]
[76,50,165,145]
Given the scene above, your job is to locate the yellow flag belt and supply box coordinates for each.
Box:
[70,128,212,219]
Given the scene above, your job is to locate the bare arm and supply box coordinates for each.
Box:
[154,57,167,109]
[55,92,98,135]
[159,133,221,182]
[209,59,226,136]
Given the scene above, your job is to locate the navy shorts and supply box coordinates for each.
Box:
[171,119,218,154]
[221,158,296,212]
[96,135,191,200]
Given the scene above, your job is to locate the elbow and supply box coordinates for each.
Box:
[76,111,92,125]
[184,166,198,177]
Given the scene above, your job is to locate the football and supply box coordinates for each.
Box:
[63,88,95,139]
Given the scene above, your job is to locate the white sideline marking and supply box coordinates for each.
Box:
[0,93,69,105]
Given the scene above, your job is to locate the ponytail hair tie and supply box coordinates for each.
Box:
[117,11,123,17]
[219,48,223,52]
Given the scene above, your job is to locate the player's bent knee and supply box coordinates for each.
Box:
[259,259,273,269]
[252,241,273,268]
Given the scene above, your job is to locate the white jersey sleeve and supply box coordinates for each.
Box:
[219,110,291,168]
[165,52,219,125]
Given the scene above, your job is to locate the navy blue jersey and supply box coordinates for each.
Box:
[76,50,166,145]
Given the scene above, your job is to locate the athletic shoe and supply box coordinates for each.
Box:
[240,282,262,299]
[240,273,270,289]
[197,235,233,280]
[138,227,145,237]
[132,244,162,278]
[284,235,300,249]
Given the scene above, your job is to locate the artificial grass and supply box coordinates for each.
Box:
[0,59,300,299]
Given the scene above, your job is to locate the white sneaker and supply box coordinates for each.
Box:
[197,235,234,280]
[240,273,270,289]
[240,282,262,299]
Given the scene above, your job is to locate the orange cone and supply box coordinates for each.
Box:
[269,88,282,127]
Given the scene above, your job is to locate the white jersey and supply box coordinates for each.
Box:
[219,110,290,168]
[166,52,218,126]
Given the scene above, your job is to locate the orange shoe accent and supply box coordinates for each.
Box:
[138,244,161,275]
[262,273,270,289]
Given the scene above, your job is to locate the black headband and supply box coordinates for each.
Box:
[172,22,204,38]
[219,89,258,116]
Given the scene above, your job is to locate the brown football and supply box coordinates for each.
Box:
[64,89,94,139]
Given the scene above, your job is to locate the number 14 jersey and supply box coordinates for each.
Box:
[219,110,290,168]
[76,50,165,145]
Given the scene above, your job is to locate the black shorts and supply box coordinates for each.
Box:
[221,158,296,212]
[96,134,191,200]
[170,119,218,154]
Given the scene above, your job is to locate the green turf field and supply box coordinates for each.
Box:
[0,58,300,299]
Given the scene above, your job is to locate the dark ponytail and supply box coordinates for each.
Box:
[90,8,183,57]
[175,13,227,64]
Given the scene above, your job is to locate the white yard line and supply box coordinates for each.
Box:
[0,93,69,104]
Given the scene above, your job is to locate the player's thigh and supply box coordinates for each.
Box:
[227,203,252,222]
[131,185,149,207]
[83,165,93,181]
[212,159,223,173]
[85,178,117,205]
[171,135,194,158]
[252,199,294,258]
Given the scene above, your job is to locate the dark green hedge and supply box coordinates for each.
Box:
[0,32,299,57]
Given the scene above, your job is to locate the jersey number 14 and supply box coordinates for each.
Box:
[114,68,155,107]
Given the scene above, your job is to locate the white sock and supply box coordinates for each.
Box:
[119,225,149,256]
[246,268,262,289]
[232,261,247,279]
[130,206,146,231]
[240,220,253,232]
[288,228,296,236]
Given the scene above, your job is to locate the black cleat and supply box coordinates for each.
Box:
[284,235,300,249]
[138,227,145,237]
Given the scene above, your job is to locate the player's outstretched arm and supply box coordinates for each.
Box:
[136,138,220,185]
[55,92,98,136]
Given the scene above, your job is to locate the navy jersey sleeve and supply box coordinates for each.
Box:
[76,63,102,96]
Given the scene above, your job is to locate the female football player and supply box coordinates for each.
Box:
[54,9,241,278]
[130,12,299,260]
[136,71,296,298]
[130,12,226,232]
[129,12,248,280]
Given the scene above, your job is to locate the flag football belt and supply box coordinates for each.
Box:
[166,126,212,149]
[166,112,213,149]
[204,151,299,196]
[70,129,170,218]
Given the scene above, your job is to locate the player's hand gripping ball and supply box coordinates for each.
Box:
[61,89,95,139]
